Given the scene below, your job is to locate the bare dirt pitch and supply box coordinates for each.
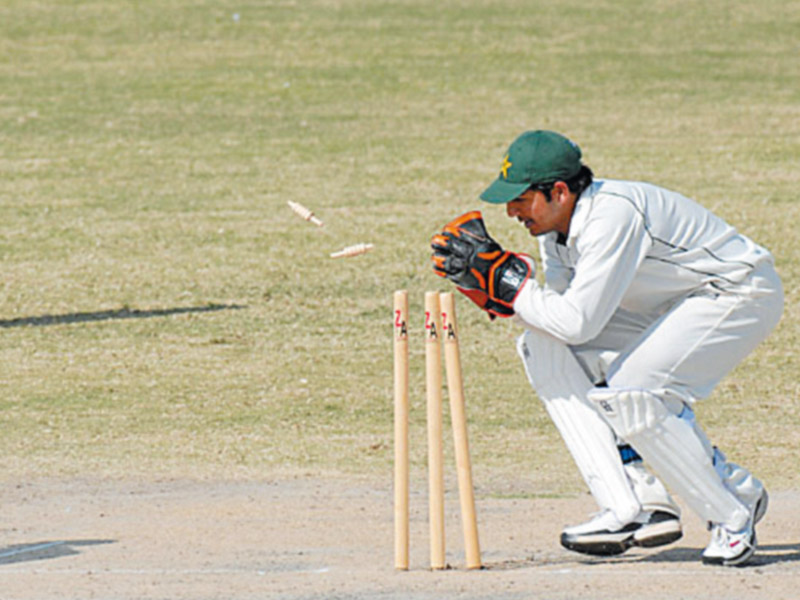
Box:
[1,476,798,600]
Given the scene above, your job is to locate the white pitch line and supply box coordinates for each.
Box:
[0,566,795,577]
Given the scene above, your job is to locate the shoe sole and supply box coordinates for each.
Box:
[561,518,682,556]
[632,520,683,548]
[560,531,634,556]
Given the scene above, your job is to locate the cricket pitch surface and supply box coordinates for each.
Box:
[1,476,798,599]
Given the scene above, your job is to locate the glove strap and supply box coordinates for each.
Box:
[489,253,532,307]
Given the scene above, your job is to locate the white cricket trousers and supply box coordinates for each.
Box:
[570,262,784,403]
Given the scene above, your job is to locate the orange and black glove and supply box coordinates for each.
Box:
[431,211,533,318]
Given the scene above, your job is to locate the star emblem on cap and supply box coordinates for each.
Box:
[500,154,512,179]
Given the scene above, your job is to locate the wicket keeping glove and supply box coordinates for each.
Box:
[431,211,533,318]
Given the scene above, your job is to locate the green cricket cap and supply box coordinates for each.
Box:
[480,130,582,204]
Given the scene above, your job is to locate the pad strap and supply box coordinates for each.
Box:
[618,444,642,465]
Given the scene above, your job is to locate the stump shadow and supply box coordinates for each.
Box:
[0,539,115,565]
[0,304,246,328]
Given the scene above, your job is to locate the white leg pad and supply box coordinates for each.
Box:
[517,330,640,523]
[682,412,765,511]
[714,448,764,510]
[623,461,681,517]
[589,387,749,529]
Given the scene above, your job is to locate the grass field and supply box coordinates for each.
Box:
[1,0,798,498]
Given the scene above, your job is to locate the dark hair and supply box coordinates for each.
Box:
[533,164,594,201]
[566,164,594,196]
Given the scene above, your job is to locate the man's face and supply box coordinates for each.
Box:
[506,185,572,237]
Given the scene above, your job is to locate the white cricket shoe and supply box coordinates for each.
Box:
[561,509,682,556]
[701,520,756,566]
[702,486,767,567]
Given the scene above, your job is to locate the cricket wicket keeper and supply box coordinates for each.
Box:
[431,130,783,566]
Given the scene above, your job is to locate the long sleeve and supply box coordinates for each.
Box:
[514,196,650,344]
[539,234,573,293]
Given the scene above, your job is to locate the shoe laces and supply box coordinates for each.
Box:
[710,521,752,550]
[710,524,726,545]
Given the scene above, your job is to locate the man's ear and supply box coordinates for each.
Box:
[552,181,570,203]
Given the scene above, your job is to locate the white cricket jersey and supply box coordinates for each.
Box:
[513,179,774,345]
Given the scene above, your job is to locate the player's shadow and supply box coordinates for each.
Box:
[0,540,115,565]
[483,543,800,571]
[0,303,246,329]
[637,542,800,566]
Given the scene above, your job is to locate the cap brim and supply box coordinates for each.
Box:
[479,178,529,204]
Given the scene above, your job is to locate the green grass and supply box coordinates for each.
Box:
[1,0,798,495]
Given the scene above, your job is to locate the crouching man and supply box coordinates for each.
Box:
[431,130,782,566]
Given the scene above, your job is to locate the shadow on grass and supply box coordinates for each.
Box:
[0,540,115,565]
[0,304,246,328]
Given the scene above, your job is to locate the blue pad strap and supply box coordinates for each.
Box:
[618,443,642,464]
